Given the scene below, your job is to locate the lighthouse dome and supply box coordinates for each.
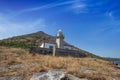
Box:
[57,29,64,39]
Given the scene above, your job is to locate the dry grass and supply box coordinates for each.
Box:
[0,46,120,80]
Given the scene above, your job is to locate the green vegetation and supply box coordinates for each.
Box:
[0,31,53,49]
[0,31,105,59]
[0,40,36,48]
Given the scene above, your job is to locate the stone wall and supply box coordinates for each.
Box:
[30,47,86,57]
[30,47,52,55]
[55,48,86,57]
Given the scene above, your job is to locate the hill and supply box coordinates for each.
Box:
[0,47,120,80]
[0,31,73,49]
[0,31,103,59]
[0,31,54,48]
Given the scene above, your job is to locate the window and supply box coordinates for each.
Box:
[65,48,69,50]
[64,46,72,50]
[49,46,53,49]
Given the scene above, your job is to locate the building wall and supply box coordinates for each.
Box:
[40,43,45,47]
[64,46,72,50]
[40,42,72,50]
[40,43,56,49]
[56,38,64,49]
[55,48,86,57]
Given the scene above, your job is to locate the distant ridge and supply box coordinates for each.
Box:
[0,31,104,59]
[105,57,120,61]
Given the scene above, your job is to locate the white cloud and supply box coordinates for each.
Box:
[108,12,113,17]
[106,11,114,20]
[11,0,76,17]
[5,0,87,18]
[72,2,86,9]
[0,13,46,39]
[71,3,87,13]
[96,19,120,34]
[65,0,87,14]
[0,0,87,39]
[0,26,6,32]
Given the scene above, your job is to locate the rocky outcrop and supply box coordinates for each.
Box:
[0,64,23,72]
[30,70,65,80]
[30,70,88,80]
[0,76,24,80]
[79,69,95,73]
[66,74,88,80]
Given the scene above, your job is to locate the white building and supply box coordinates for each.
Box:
[40,30,72,50]
[40,43,56,49]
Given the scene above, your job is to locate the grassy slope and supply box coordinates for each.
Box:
[0,31,54,48]
[0,31,104,59]
[0,47,120,80]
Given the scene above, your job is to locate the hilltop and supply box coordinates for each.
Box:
[0,31,103,59]
[0,31,54,48]
[0,47,120,80]
[0,31,73,48]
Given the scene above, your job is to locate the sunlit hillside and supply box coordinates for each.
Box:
[0,31,104,59]
[0,46,120,80]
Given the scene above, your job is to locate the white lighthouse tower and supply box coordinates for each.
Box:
[56,29,64,49]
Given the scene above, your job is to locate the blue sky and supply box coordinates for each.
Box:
[0,0,120,58]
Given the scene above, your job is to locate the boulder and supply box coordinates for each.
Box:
[30,70,88,80]
[30,70,65,80]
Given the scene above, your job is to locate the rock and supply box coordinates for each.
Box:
[0,67,7,72]
[0,76,24,80]
[0,64,23,72]
[112,78,116,80]
[0,77,6,80]
[113,71,120,75]
[30,70,88,80]
[47,70,65,80]
[9,64,23,69]
[79,69,95,73]
[118,65,120,67]
[10,76,24,80]
[30,70,65,80]
[66,74,88,80]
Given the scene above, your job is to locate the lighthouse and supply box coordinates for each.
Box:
[56,29,64,49]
